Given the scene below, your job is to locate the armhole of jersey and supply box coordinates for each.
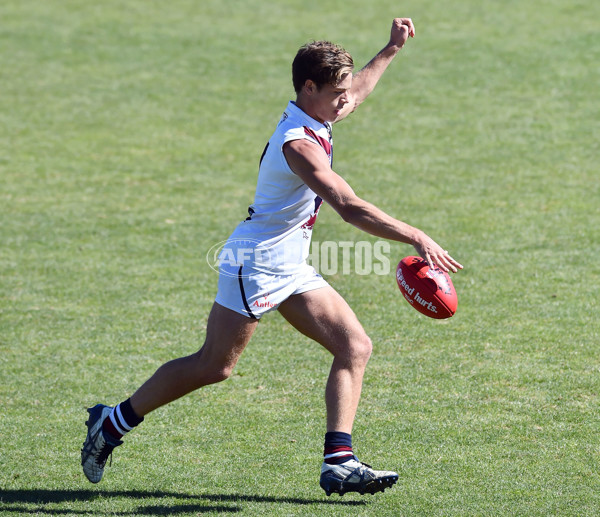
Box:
[280,134,322,176]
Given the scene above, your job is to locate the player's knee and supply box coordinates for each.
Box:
[202,356,239,384]
[350,333,373,365]
[192,364,233,386]
[189,349,235,385]
[361,334,373,361]
[209,367,233,384]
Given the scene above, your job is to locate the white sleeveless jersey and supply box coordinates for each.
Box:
[220,101,332,275]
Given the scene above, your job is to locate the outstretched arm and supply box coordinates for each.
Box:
[335,18,415,122]
[283,139,463,273]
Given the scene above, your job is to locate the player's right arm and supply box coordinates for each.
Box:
[334,18,415,122]
[283,139,462,273]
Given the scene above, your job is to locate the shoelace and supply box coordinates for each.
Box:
[81,430,99,457]
[95,440,116,468]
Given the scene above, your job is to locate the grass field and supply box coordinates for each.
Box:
[1,0,599,515]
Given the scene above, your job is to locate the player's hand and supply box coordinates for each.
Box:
[411,230,463,273]
[389,18,415,49]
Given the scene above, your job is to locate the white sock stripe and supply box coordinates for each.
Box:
[109,410,127,436]
[324,451,354,459]
[115,405,133,432]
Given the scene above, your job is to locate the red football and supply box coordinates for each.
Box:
[396,256,458,319]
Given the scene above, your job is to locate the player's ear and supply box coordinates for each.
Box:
[303,79,317,96]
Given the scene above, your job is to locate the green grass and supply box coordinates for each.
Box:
[1,0,599,515]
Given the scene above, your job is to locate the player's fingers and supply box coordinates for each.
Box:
[427,250,454,273]
[439,251,455,272]
[441,253,463,273]
[399,17,415,37]
[424,252,434,270]
[433,254,452,273]
[434,255,451,272]
[451,257,463,270]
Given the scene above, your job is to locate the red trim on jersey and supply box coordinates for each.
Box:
[304,126,332,157]
[301,196,323,230]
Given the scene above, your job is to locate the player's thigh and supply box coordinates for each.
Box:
[277,285,371,359]
[199,302,259,373]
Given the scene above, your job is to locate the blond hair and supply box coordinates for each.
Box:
[292,41,354,93]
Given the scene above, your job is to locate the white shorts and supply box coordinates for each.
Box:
[215,263,329,319]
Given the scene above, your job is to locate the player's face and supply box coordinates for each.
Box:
[308,73,352,123]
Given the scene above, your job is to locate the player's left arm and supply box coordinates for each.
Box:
[335,18,415,122]
[283,139,462,273]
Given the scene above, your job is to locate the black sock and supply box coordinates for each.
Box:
[102,398,144,439]
[323,431,354,464]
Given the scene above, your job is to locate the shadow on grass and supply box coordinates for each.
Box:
[0,488,366,515]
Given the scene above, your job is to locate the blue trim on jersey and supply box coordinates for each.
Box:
[238,266,257,319]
